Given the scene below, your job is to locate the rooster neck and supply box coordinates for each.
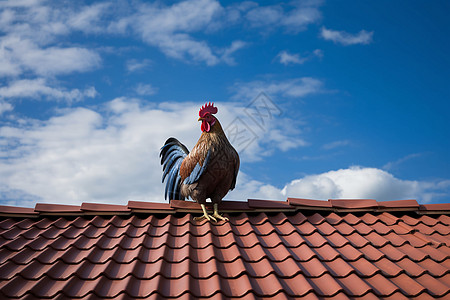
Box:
[196,118,230,150]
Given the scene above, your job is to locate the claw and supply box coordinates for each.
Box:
[194,204,218,222]
[212,203,229,222]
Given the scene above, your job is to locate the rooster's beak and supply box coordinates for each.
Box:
[198,117,204,121]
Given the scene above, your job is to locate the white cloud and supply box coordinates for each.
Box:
[0,36,101,77]
[220,40,247,65]
[232,77,324,100]
[277,51,307,65]
[383,153,424,171]
[322,140,350,150]
[134,83,158,96]
[126,59,152,73]
[67,3,111,33]
[110,0,225,66]
[280,166,438,202]
[0,78,97,103]
[321,27,373,45]
[245,0,322,33]
[277,49,323,65]
[0,100,13,115]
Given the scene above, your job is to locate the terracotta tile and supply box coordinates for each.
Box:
[333,222,356,235]
[20,227,43,240]
[287,198,332,208]
[363,232,390,247]
[242,258,273,277]
[81,203,130,213]
[325,212,344,225]
[342,213,363,225]
[400,215,420,226]
[322,258,354,277]
[370,221,394,235]
[247,213,271,225]
[280,275,317,296]
[417,258,450,277]
[248,199,293,209]
[347,258,380,277]
[313,244,341,261]
[389,273,427,296]
[377,212,399,226]
[307,213,326,225]
[337,273,373,296]
[0,218,16,230]
[1,226,25,240]
[314,221,336,235]
[363,273,400,296]
[278,231,306,248]
[237,243,267,262]
[303,232,328,247]
[0,205,37,216]
[127,200,173,211]
[3,235,31,251]
[438,214,450,225]
[35,203,82,214]
[416,245,448,262]
[307,273,344,296]
[398,244,430,261]
[263,244,292,262]
[273,220,299,235]
[286,211,308,225]
[345,232,370,248]
[360,213,380,225]
[329,199,378,209]
[289,243,317,262]
[378,244,408,261]
[395,258,426,277]
[0,275,38,298]
[428,232,450,247]
[296,221,318,235]
[252,221,278,236]
[268,212,290,225]
[432,223,450,235]
[378,199,419,209]
[325,232,350,248]
[353,222,374,235]
[371,257,403,276]
[420,203,450,212]
[381,232,409,247]
[358,245,385,261]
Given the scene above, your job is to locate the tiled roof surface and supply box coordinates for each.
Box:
[0,198,449,299]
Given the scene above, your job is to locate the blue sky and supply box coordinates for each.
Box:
[1,0,449,207]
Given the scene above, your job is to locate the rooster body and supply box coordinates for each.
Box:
[160,103,239,222]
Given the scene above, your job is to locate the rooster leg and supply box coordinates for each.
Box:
[194,204,217,222]
[212,203,229,222]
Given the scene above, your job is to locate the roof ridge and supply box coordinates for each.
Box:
[1,198,450,217]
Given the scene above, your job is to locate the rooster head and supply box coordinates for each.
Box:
[198,102,217,132]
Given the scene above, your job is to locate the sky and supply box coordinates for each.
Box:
[1,0,450,207]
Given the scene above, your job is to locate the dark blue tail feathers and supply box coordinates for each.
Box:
[160,138,189,201]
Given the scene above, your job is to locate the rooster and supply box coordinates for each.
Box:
[160,102,240,222]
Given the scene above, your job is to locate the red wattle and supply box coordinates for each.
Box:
[201,120,210,132]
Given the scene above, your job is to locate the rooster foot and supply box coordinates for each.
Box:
[194,204,217,222]
[212,203,229,222]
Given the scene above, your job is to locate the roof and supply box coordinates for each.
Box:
[0,198,449,299]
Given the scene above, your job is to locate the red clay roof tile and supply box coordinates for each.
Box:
[329,199,378,209]
[1,199,450,299]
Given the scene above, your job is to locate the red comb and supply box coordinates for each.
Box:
[199,102,218,117]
